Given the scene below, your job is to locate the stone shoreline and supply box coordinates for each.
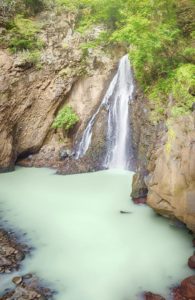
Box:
[0,228,54,300]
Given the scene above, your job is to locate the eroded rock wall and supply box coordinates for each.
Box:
[131,90,195,231]
[0,10,121,171]
[130,91,161,198]
[147,114,195,231]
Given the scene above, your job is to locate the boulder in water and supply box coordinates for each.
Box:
[188,255,195,269]
[180,276,195,298]
[131,172,148,199]
[12,276,23,285]
[143,292,165,300]
[172,276,195,299]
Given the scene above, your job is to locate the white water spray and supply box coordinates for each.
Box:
[75,55,135,169]
[104,55,134,169]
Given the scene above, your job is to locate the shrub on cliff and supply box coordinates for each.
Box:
[7,14,43,52]
[149,63,195,121]
[52,106,79,132]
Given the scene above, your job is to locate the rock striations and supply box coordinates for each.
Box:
[131,98,195,231]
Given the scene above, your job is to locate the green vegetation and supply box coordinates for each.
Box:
[7,15,43,52]
[0,1,45,66]
[0,0,45,17]
[52,106,79,132]
[149,63,195,120]
[1,0,194,119]
[17,49,42,68]
[56,0,195,120]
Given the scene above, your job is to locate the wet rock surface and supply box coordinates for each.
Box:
[1,274,53,300]
[132,197,147,205]
[188,255,195,269]
[143,275,195,300]
[18,151,107,174]
[130,88,195,232]
[0,229,29,273]
[57,154,107,174]
[131,172,148,200]
[0,229,53,300]
[171,276,195,300]
[146,115,195,232]
[143,292,165,300]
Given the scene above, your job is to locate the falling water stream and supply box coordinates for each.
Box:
[104,55,134,169]
[75,55,134,169]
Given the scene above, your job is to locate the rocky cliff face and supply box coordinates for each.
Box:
[131,91,195,231]
[146,114,195,231]
[0,10,121,172]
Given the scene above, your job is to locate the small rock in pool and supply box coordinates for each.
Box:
[144,292,165,300]
[23,273,33,280]
[12,276,23,285]
[15,251,25,261]
[2,274,54,300]
[188,255,195,269]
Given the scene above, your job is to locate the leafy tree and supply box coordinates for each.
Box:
[62,0,194,119]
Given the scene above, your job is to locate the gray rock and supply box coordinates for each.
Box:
[15,251,25,261]
[12,276,23,285]
[59,147,72,161]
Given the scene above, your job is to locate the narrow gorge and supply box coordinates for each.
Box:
[0,0,195,300]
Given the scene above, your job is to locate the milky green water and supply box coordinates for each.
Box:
[0,168,193,299]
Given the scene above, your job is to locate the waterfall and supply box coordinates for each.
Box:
[75,55,135,169]
[104,55,134,169]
